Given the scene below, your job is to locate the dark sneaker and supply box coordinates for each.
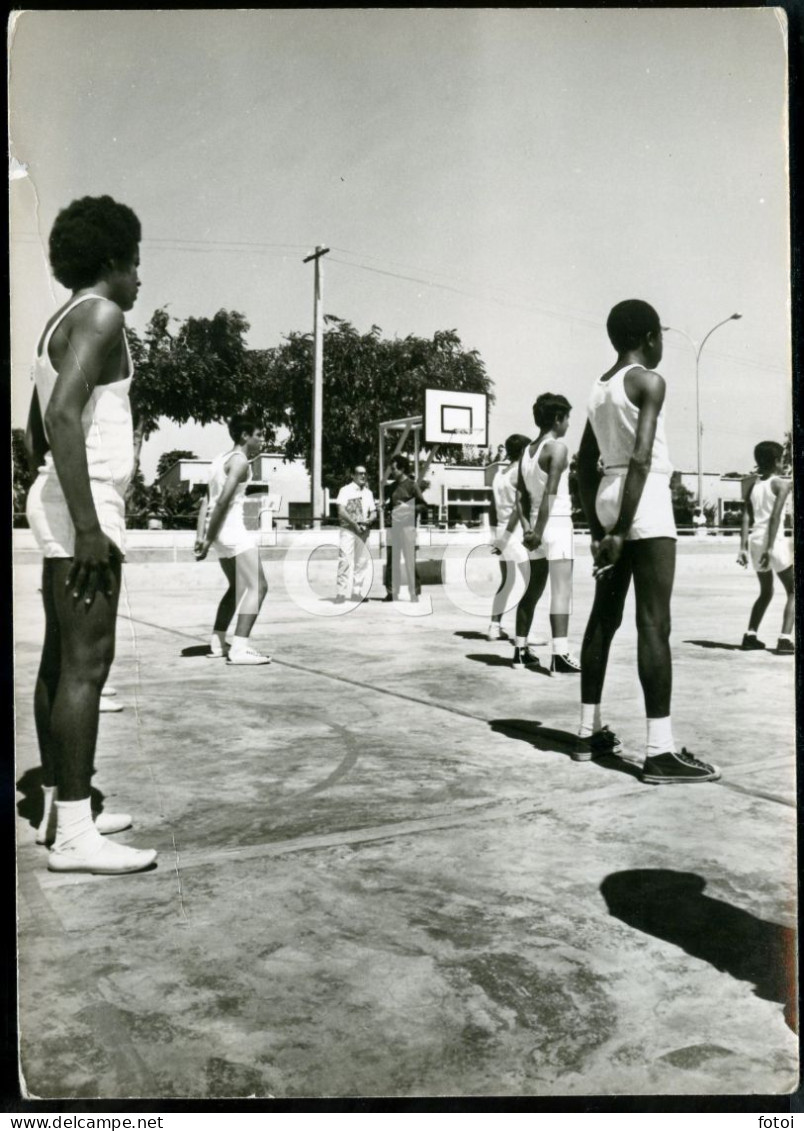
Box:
[572,725,624,763]
[641,748,721,785]
[550,652,582,676]
[776,638,795,654]
[741,634,766,650]
[382,593,397,602]
[512,646,540,670]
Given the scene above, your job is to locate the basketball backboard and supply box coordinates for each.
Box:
[423,389,488,447]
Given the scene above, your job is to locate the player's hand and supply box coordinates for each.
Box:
[67,529,120,605]
[523,529,541,551]
[759,550,770,570]
[194,539,210,561]
[737,549,749,568]
[593,533,624,579]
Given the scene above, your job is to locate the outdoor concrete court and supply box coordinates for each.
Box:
[14,539,798,1099]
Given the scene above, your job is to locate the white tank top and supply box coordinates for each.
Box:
[492,462,519,526]
[33,293,135,494]
[587,364,673,477]
[519,435,572,521]
[205,448,252,538]
[750,476,787,532]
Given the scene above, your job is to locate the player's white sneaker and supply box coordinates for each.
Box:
[227,645,271,666]
[48,840,157,874]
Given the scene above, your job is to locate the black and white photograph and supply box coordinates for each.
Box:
[8,7,797,1103]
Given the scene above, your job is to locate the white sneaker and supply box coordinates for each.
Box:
[36,809,133,845]
[101,686,117,698]
[487,623,508,641]
[206,640,229,659]
[99,698,124,713]
[227,646,271,666]
[48,840,157,875]
[94,811,133,835]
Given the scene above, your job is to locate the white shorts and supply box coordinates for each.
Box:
[749,532,793,573]
[26,473,126,559]
[595,472,676,541]
[528,515,575,561]
[214,527,259,559]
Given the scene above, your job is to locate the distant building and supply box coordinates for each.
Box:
[156,452,311,528]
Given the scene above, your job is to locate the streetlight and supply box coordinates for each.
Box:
[663,314,742,507]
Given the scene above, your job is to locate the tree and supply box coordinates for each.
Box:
[250,317,494,489]
[12,428,35,526]
[155,450,198,482]
[127,308,274,478]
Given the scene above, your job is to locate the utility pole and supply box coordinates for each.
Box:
[303,245,330,528]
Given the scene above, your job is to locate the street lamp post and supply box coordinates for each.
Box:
[664,314,742,507]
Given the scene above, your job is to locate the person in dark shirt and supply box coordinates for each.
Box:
[383,455,427,602]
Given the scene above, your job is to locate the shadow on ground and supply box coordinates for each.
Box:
[684,639,744,652]
[468,655,553,676]
[17,767,105,829]
[181,645,214,658]
[601,869,797,1033]
[489,719,642,778]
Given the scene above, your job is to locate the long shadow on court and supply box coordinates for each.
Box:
[684,639,744,652]
[16,767,105,830]
[454,630,506,642]
[181,644,215,658]
[601,869,797,1033]
[468,655,552,676]
[489,719,642,778]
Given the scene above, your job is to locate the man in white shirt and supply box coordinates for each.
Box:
[335,465,377,603]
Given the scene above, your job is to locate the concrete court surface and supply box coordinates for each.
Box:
[13,541,798,1099]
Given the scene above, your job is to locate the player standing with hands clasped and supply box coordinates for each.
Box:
[737,441,794,654]
[575,299,720,783]
[25,195,157,873]
[195,417,270,665]
[334,464,376,604]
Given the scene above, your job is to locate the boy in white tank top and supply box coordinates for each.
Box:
[195,416,270,664]
[23,195,157,874]
[514,394,581,674]
[575,299,719,784]
[737,441,794,653]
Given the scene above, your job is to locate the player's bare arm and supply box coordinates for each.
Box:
[527,440,568,548]
[577,421,604,543]
[761,476,791,567]
[202,454,249,548]
[737,474,756,566]
[44,299,127,601]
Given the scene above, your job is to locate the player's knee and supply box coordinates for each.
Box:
[636,610,671,640]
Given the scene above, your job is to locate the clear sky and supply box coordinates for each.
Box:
[9,8,791,482]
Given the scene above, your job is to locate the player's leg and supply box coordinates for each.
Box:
[208,555,238,657]
[743,569,774,649]
[47,557,156,872]
[633,538,719,783]
[401,524,418,600]
[33,561,61,841]
[514,558,548,667]
[548,559,580,675]
[580,548,632,707]
[228,546,270,664]
[776,565,795,650]
[488,557,512,638]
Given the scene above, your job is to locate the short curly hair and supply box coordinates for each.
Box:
[533,393,572,431]
[606,299,661,352]
[49,195,141,289]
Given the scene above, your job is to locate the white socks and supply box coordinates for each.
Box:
[579,703,602,738]
[552,636,569,655]
[53,797,103,855]
[515,636,527,648]
[229,635,252,654]
[779,633,794,642]
[646,717,675,757]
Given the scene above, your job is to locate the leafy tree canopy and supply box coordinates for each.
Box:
[248,317,494,489]
[155,450,199,481]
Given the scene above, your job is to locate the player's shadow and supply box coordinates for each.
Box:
[181,644,216,658]
[489,719,642,778]
[16,767,105,829]
[684,639,743,652]
[601,869,797,1033]
[467,654,552,675]
[454,630,505,642]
